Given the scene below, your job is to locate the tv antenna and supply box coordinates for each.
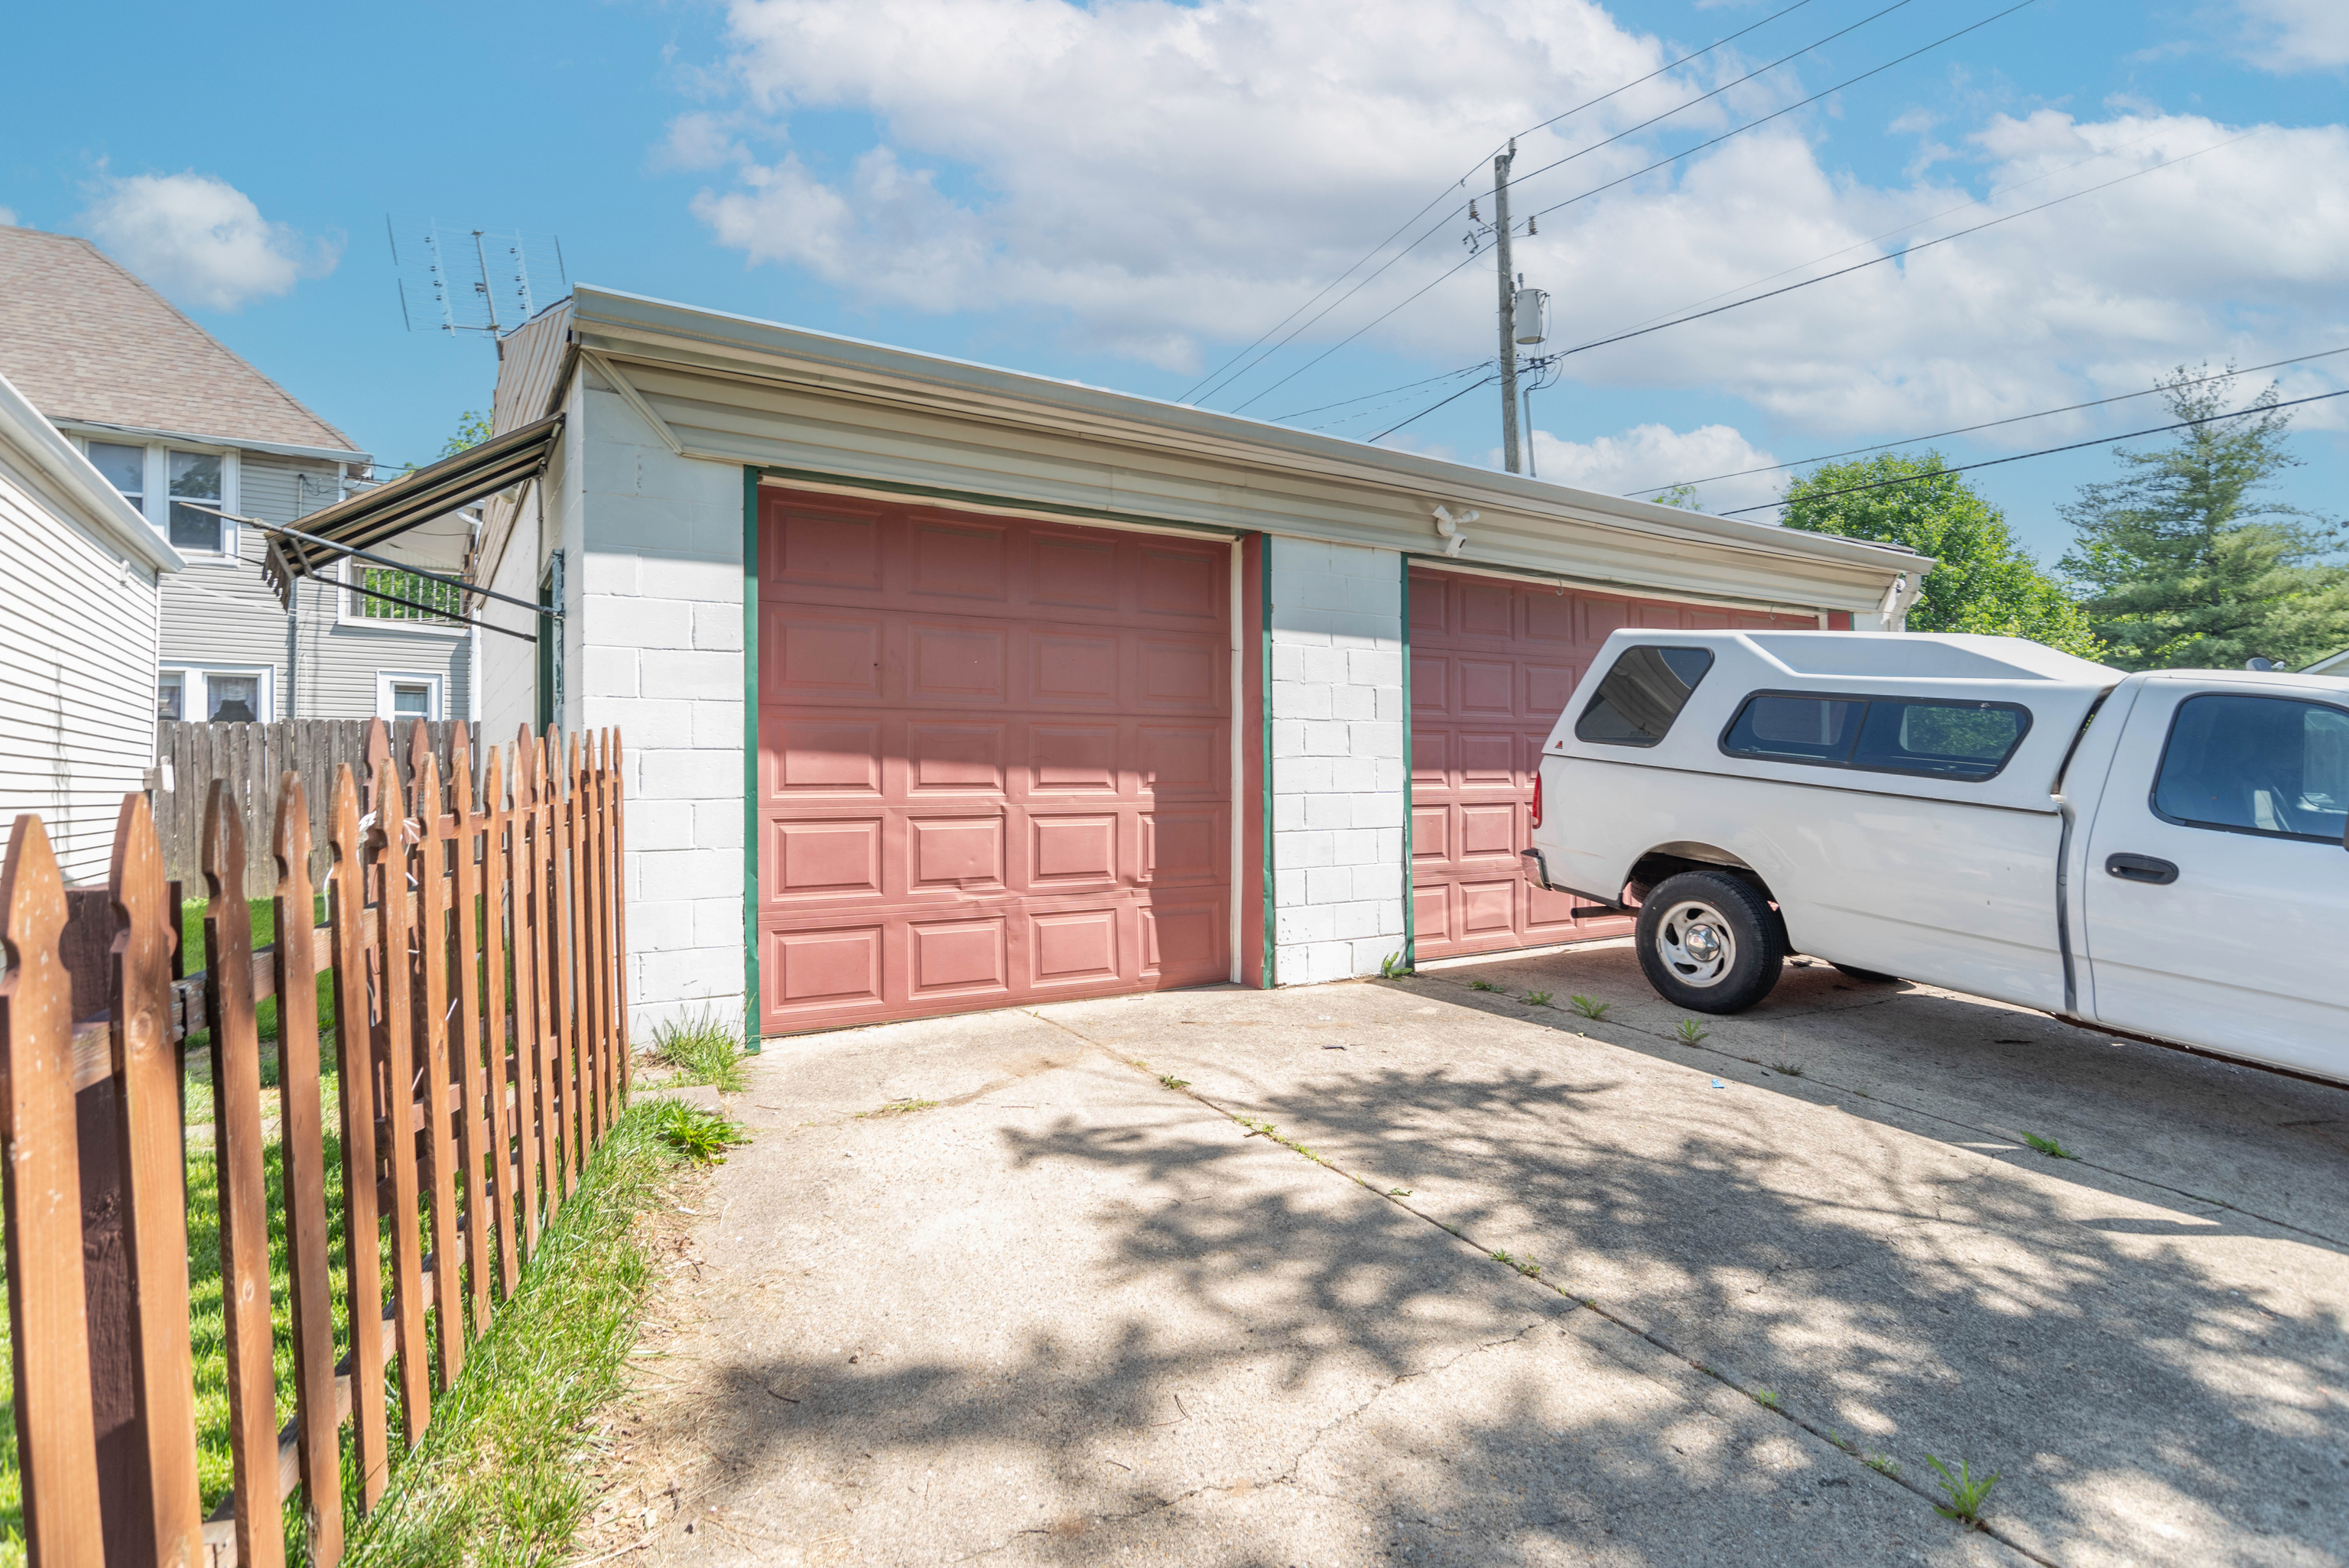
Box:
[387,217,567,336]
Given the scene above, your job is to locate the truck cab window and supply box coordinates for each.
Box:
[1575,646,1714,747]
[1723,693,2030,781]
[2152,693,2349,844]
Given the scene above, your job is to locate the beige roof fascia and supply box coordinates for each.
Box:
[0,370,184,573]
[538,285,1929,615]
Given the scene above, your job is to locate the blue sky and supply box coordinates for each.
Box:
[5,0,2344,565]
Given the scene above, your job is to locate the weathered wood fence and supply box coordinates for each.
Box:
[0,718,631,1567]
[152,721,479,891]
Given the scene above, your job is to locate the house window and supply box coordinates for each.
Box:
[167,450,225,552]
[350,562,466,624]
[377,671,444,722]
[159,667,272,724]
[89,442,146,509]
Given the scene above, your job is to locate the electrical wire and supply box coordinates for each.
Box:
[1224,0,2038,417]
[1544,128,2256,365]
[1713,387,2349,516]
[1633,345,2349,494]
[1371,375,1500,443]
[1518,0,2039,228]
[1269,361,1493,424]
[1174,0,1830,407]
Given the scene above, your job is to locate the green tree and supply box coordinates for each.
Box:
[441,409,494,457]
[2059,367,2349,670]
[1780,451,2107,660]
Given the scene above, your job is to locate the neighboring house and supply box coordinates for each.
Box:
[0,225,474,726]
[0,368,183,883]
[2309,648,2349,677]
[273,286,1928,1041]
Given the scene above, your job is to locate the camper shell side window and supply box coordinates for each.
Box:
[1719,690,2033,782]
[1575,645,1715,748]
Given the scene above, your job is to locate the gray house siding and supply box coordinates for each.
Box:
[151,451,471,722]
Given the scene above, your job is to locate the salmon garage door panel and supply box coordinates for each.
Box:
[1408,570,1815,962]
[759,491,1230,1032]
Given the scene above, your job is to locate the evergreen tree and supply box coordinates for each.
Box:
[1780,451,2107,660]
[2060,366,2349,670]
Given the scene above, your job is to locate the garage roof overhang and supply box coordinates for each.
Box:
[526,287,1928,617]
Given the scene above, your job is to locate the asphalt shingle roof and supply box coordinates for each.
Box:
[0,226,362,456]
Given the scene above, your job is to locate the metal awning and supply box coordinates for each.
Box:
[270,412,563,579]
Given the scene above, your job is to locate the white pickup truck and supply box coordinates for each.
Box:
[1523,630,2349,1083]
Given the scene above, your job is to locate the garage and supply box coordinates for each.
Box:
[755,488,1232,1033]
[1406,566,1817,963]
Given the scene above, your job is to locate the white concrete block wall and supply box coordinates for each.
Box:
[1268,537,1407,985]
[571,374,749,1041]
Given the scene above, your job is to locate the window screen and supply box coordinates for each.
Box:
[167,451,223,552]
[1574,646,1714,747]
[2152,693,2349,843]
[1722,693,2031,781]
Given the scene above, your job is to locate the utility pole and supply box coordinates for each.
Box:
[1493,141,1522,474]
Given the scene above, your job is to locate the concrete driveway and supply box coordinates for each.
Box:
[586,947,2349,1568]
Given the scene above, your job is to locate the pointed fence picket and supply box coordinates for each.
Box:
[0,719,632,1566]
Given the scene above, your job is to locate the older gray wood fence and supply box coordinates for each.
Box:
[153,721,479,888]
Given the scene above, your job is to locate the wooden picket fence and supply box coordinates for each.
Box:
[0,719,631,1568]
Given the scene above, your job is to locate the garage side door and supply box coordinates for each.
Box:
[1408,570,1815,962]
[757,491,1231,1034]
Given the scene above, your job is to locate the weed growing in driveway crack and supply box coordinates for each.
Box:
[854,1097,939,1119]
[1239,1116,1324,1164]
[1925,1456,2000,1525]
[1753,1388,1781,1410]
[1863,1450,1901,1479]
[648,1010,750,1092]
[1524,989,1555,1008]
[1567,994,1610,1020]
[1379,952,1414,979]
[2021,1131,2078,1159]
[1158,1074,1192,1090]
[1387,1187,1413,1198]
[1490,1249,1543,1279]
[651,1099,751,1164]
[1674,1018,1709,1044]
[1769,1061,1805,1077]
[1469,979,1499,992]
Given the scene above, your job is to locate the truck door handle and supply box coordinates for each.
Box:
[2105,852,2178,885]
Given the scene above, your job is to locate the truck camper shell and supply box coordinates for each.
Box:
[1543,630,2124,815]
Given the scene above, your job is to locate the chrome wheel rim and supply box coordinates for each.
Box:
[1656,900,1737,989]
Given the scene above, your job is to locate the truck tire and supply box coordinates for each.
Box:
[1635,871,1787,1014]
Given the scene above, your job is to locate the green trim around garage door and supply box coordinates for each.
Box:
[1259,533,1275,988]
[742,465,762,1052]
[1399,554,1414,972]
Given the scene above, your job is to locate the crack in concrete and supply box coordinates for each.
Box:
[1421,972,2349,1251]
[1029,1006,2066,1568]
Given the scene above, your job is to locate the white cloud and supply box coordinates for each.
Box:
[674,0,2349,450]
[1529,422,1782,511]
[81,172,336,311]
[0,207,17,229]
[2233,0,2349,72]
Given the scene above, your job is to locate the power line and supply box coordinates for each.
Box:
[1269,361,1492,424]
[1175,0,1829,407]
[1463,0,1924,207]
[1372,375,1500,443]
[1226,1,2035,417]
[1634,345,2349,494]
[1714,387,2349,516]
[1543,129,2256,365]
[1520,0,2039,229]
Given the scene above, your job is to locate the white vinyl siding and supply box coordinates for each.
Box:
[0,443,166,884]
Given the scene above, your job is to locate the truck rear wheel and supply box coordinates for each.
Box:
[1635,871,1787,1014]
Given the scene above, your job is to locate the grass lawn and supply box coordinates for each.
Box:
[0,902,697,1565]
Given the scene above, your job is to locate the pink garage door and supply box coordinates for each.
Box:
[757,490,1231,1034]
[1408,569,1818,963]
